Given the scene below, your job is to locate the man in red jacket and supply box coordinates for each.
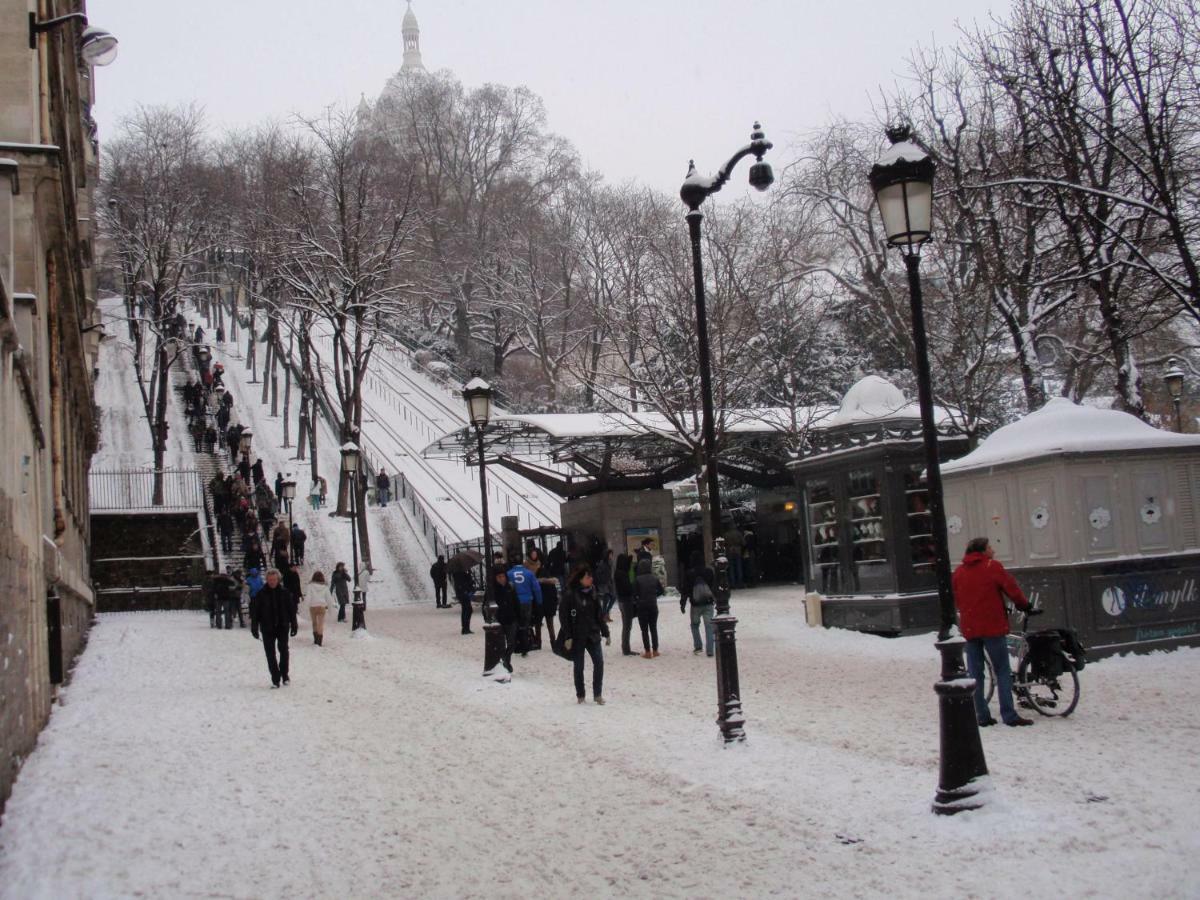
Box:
[952,537,1034,727]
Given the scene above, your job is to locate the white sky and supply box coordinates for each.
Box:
[88,0,1007,193]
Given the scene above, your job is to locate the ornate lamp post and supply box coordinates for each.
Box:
[238,428,253,471]
[341,442,366,631]
[1165,360,1186,433]
[679,123,773,744]
[281,475,296,543]
[869,125,989,814]
[463,374,504,676]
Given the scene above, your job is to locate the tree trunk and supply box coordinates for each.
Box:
[282,349,292,448]
[261,329,273,405]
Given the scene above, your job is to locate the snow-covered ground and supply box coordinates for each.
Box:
[1,591,1197,899]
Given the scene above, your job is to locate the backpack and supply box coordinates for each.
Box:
[552,606,576,660]
[692,579,715,606]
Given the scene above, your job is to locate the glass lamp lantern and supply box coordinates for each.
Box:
[462,375,494,429]
[340,442,361,474]
[868,125,936,251]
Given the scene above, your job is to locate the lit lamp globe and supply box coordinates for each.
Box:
[868,125,936,250]
[462,375,493,429]
[281,477,297,502]
[1165,360,1185,400]
[80,25,118,66]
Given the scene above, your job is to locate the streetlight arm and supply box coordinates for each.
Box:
[28,11,87,48]
[679,125,773,211]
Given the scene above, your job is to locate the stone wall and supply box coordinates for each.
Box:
[0,490,50,812]
[91,512,207,612]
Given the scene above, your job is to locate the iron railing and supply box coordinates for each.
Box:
[89,468,205,511]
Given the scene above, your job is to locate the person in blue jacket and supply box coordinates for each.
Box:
[506,556,543,656]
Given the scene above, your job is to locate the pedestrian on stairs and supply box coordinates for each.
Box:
[308,480,321,512]
[308,571,329,645]
[203,424,217,453]
[217,509,234,553]
[290,523,307,565]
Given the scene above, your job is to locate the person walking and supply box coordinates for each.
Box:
[308,480,322,512]
[249,568,298,688]
[330,562,351,623]
[283,563,304,618]
[375,469,391,507]
[453,567,475,634]
[430,555,449,608]
[614,551,637,656]
[217,509,234,554]
[595,548,616,622]
[953,537,1034,727]
[270,520,291,563]
[492,567,519,673]
[507,555,543,656]
[680,551,716,657]
[290,523,307,565]
[211,568,240,630]
[308,571,329,645]
[559,564,610,704]
[724,526,745,589]
[634,558,663,658]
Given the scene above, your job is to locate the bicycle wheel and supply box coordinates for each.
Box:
[1016,653,1080,717]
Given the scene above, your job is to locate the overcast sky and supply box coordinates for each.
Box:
[88,0,1007,194]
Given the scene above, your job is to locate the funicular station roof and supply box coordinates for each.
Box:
[421,377,964,499]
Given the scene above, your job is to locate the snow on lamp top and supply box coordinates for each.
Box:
[942,397,1200,475]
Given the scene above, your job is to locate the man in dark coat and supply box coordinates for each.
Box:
[953,537,1033,727]
[430,555,448,608]
[211,569,240,629]
[216,509,234,554]
[250,568,298,688]
[376,470,391,507]
[452,566,475,634]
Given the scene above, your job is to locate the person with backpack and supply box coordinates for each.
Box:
[559,564,610,704]
[681,551,716,657]
[635,558,664,658]
[210,569,240,630]
[375,470,391,507]
[507,555,543,656]
[290,523,307,565]
[613,552,637,656]
[330,562,351,623]
[430,555,449,608]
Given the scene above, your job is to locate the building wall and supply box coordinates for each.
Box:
[560,490,678,585]
[0,0,103,812]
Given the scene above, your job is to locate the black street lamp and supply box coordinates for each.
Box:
[679,123,773,744]
[341,442,366,631]
[281,475,296,546]
[238,428,253,470]
[463,374,505,676]
[869,125,989,815]
[1165,359,1186,433]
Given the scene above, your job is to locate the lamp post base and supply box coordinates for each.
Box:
[482,621,505,676]
[351,591,366,631]
[713,614,745,744]
[931,635,990,815]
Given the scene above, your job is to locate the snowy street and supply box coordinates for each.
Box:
[1,591,1197,898]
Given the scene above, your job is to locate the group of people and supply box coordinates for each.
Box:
[427,536,723,705]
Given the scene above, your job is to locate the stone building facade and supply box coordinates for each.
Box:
[0,0,108,810]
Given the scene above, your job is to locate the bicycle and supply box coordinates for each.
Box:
[976,608,1085,718]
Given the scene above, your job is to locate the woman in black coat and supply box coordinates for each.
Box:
[613,552,637,656]
[559,564,610,704]
[634,558,664,658]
